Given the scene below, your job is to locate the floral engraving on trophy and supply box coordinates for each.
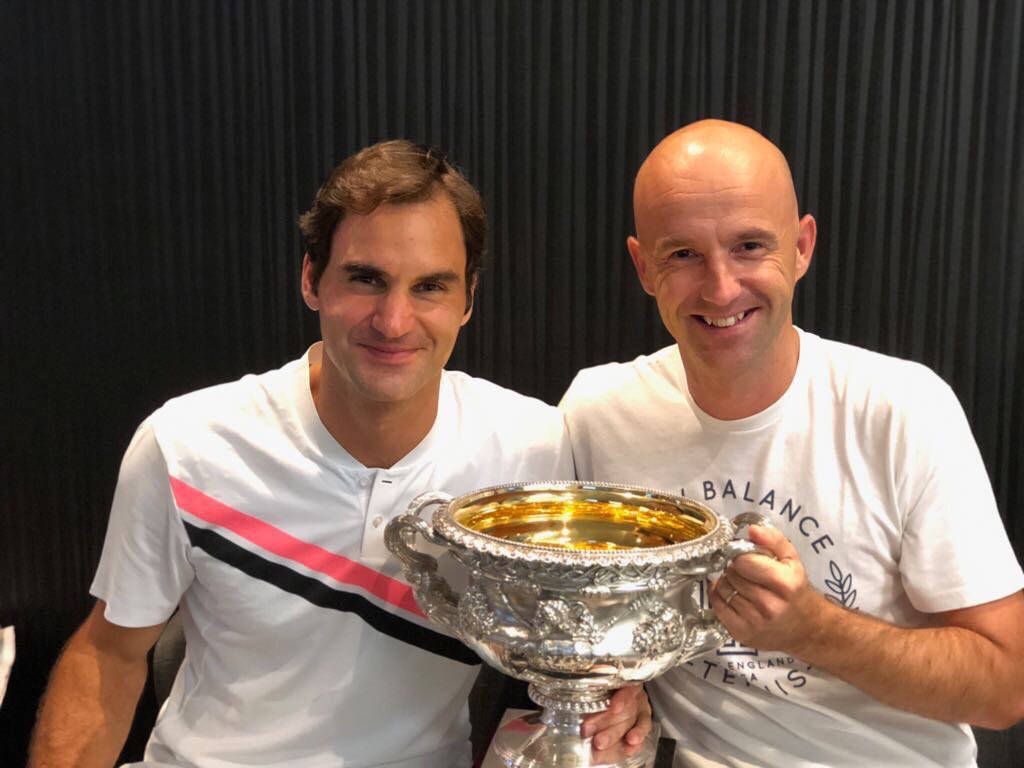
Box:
[631,597,686,656]
[458,585,498,637]
[528,599,606,672]
[533,598,602,641]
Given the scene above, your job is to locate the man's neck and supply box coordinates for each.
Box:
[308,356,440,470]
[683,326,801,421]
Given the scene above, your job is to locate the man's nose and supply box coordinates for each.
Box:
[370,290,415,337]
[700,254,742,306]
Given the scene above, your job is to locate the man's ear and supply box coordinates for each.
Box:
[627,236,656,296]
[301,253,320,310]
[461,275,477,326]
[794,214,817,281]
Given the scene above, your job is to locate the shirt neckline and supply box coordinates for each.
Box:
[673,327,813,433]
[291,342,453,473]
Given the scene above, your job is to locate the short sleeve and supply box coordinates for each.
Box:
[897,378,1023,612]
[90,417,195,626]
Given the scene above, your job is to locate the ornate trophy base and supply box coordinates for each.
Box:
[486,709,661,768]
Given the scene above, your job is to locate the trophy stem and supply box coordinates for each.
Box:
[528,683,611,717]
[539,706,586,731]
[490,686,655,768]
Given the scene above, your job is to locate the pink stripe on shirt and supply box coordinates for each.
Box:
[169,476,425,618]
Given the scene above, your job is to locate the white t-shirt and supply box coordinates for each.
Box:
[560,328,1023,768]
[92,345,574,768]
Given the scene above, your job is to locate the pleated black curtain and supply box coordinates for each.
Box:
[2,1,1022,762]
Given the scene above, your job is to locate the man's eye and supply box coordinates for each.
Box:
[350,273,381,286]
[415,282,447,293]
[739,241,763,252]
[670,249,696,260]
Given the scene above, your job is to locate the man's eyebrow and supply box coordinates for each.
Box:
[342,262,388,279]
[653,236,691,253]
[734,228,778,245]
[341,263,461,285]
[416,270,461,284]
[651,228,780,254]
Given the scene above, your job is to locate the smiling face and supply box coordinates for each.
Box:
[301,194,474,413]
[628,121,816,414]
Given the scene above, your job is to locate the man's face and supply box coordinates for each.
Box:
[301,195,473,409]
[629,146,814,382]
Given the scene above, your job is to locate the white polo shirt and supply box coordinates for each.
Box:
[92,345,573,768]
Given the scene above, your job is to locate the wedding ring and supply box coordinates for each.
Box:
[722,584,739,605]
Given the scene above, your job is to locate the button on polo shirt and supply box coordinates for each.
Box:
[293,358,457,570]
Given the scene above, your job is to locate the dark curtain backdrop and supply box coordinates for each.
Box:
[2,0,1022,762]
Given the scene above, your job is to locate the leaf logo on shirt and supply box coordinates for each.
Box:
[824,560,857,609]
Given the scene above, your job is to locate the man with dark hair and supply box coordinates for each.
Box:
[299,141,485,313]
[561,120,1024,766]
[30,140,650,768]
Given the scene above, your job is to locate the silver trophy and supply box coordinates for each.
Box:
[384,481,764,768]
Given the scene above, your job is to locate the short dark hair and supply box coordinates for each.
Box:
[298,140,485,309]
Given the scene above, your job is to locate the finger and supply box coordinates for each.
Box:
[727,568,792,615]
[713,575,735,601]
[623,695,653,746]
[723,568,767,596]
[583,686,645,749]
[730,538,797,586]
[746,524,800,563]
[579,691,624,737]
[715,573,765,613]
[588,712,631,751]
[712,570,783,633]
[729,559,798,602]
[709,582,752,635]
[724,586,773,627]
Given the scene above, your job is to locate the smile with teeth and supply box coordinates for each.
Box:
[701,310,748,328]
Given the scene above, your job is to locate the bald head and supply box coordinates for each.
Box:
[633,119,800,242]
[625,119,816,416]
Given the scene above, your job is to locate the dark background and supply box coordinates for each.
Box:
[2,0,1022,764]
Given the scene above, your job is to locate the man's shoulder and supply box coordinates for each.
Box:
[806,332,956,412]
[153,356,302,434]
[562,346,681,409]
[441,370,569,463]
[443,369,562,425]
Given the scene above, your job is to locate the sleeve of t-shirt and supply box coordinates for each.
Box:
[896,375,1024,612]
[90,416,196,627]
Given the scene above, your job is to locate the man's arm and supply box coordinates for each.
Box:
[29,600,167,768]
[713,525,1024,730]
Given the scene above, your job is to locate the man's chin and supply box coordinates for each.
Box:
[677,337,757,372]
[350,370,434,405]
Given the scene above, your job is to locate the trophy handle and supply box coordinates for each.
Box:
[712,511,773,570]
[383,492,462,634]
[680,513,774,658]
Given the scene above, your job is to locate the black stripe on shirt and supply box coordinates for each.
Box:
[183,521,480,665]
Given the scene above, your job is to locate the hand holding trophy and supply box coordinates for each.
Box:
[385,481,766,768]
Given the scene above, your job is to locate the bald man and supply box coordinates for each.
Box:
[560,120,1024,767]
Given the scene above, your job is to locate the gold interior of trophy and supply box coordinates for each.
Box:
[454,492,713,550]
